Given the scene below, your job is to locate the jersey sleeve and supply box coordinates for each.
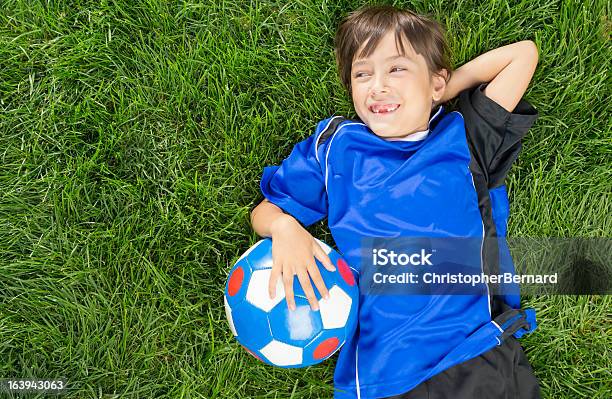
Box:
[254,120,331,227]
[458,83,538,188]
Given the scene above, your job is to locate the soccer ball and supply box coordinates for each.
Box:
[224,237,359,368]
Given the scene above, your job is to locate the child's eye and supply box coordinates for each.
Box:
[354,68,403,78]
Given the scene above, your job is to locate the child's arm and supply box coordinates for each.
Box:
[251,199,335,311]
[252,118,340,312]
[439,40,539,111]
[250,199,294,238]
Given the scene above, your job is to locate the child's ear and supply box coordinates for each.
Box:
[431,68,448,103]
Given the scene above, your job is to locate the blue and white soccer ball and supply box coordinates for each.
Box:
[224,238,359,367]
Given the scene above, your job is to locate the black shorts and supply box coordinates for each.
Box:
[382,337,541,399]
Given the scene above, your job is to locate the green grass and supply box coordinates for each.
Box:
[0,0,610,398]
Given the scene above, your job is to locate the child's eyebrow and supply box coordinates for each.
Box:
[352,55,414,67]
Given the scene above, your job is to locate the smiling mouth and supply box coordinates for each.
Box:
[369,104,400,115]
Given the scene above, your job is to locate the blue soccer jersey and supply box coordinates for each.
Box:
[256,83,539,398]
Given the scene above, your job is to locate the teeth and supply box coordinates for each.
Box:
[371,104,399,113]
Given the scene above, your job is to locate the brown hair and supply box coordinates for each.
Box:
[334,5,453,97]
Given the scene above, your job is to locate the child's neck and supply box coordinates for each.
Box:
[384,128,430,141]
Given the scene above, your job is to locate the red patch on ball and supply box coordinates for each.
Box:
[228,266,244,296]
[242,345,262,362]
[313,337,340,360]
[337,258,355,286]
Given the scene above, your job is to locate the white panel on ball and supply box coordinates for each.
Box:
[260,339,303,366]
[224,295,237,336]
[287,305,317,341]
[319,285,352,329]
[246,269,285,312]
[314,238,332,254]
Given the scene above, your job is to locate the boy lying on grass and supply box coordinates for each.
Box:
[251,4,540,399]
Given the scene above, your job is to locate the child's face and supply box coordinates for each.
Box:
[350,30,446,139]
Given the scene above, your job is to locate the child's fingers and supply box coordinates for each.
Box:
[307,260,330,300]
[296,270,319,311]
[282,270,296,311]
[313,244,336,272]
[268,263,281,299]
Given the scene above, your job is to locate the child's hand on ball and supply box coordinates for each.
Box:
[268,214,336,311]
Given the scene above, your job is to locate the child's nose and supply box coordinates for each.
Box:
[370,86,390,98]
[370,75,390,96]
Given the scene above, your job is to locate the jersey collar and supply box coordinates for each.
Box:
[385,128,430,141]
[383,105,445,142]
